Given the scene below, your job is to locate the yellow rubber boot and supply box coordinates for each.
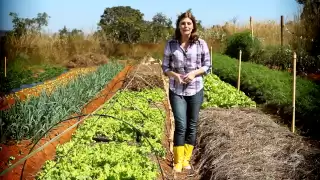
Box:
[183,144,194,169]
[173,146,184,172]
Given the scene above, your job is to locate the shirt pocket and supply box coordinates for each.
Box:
[187,53,201,70]
[171,50,184,69]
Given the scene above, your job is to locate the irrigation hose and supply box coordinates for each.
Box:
[9,114,165,180]
[0,90,149,176]
[34,77,169,179]
[21,93,166,179]
[36,94,168,179]
[26,87,125,180]
[29,114,106,180]
[1,63,168,179]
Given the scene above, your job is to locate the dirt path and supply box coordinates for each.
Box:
[132,62,320,180]
[128,63,200,180]
[135,62,320,180]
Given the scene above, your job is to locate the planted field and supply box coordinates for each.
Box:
[0,66,97,110]
[202,74,256,108]
[2,57,318,180]
[0,62,126,180]
[211,53,320,137]
[1,63,122,143]
[37,88,167,179]
[0,63,67,95]
[3,67,97,105]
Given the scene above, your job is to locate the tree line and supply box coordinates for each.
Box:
[2,2,319,56]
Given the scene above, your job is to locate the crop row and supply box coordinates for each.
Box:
[0,63,123,143]
[0,63,67,94]
[35,69,256,179]
[36,88,167,180]
[203,74,256,108]
[211,53,320,136]
[3,67,97,102]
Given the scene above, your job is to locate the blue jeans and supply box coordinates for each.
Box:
[169,88,204,146]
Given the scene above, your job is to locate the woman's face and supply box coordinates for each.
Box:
[179,17,193,37]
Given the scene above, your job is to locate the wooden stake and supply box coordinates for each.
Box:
[237,50,242,91]
[250,16,254,40]
[210,46,213,74]
[281,15,284,47]
[4,57,6,77]
[292,52,296,133]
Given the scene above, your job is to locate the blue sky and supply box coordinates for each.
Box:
[0,0,301,33]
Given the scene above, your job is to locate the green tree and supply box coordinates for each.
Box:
[59,26,68,38]
[296,0,319,56]
[9,12,50,37]
[150,12,173,42]
[98,6,144,43]
[59,26,83,38]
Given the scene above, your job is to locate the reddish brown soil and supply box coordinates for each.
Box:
[0,65,133,180]
[162,104,199,180]
[158,99,198,180]
[128,64,198,180]
[306,73,320,81]
[157,99,174,180]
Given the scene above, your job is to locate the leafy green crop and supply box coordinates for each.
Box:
[37,88,167,180]
[212,53,320,137]
[202,74,256,108]
[0,63,123,143]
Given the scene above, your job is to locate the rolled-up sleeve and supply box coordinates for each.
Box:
[161,41,171,75]
[201,40,212,75]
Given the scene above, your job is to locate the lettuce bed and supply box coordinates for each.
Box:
[37,88,166,180]
[203,74,256,108]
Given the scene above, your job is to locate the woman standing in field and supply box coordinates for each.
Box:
[161,11,211,172]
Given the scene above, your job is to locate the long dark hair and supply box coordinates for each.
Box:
[174,11,199,43]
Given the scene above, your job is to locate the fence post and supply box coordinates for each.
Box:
[292,52,296,133]
[281,15,284,47]
[237,50,242,91]
[4,56,6,77]
[250,16,254,41]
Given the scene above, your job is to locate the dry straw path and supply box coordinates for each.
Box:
[192,108,320,180]
[150,57,320,180]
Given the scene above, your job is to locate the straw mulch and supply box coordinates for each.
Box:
[193,107,320,180]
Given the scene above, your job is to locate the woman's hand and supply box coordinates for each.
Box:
[173,73,186,84]
[183,72,196,83]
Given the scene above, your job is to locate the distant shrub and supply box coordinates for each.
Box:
[251,45,292,70]
[251,45,320,74]
[224,31,261,61]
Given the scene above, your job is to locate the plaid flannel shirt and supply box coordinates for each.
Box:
[161,38,212,96]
